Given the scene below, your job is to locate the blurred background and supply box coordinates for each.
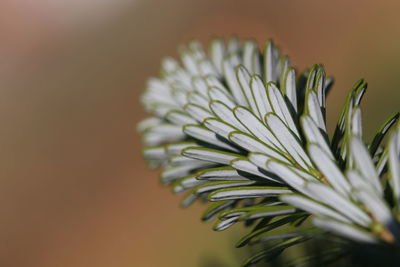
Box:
[1,0,400,266]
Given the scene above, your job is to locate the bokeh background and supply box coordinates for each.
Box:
[1,0,400,266]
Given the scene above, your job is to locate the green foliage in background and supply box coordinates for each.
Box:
[138,38,400,266]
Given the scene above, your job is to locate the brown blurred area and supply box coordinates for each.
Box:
[1,1,400,266]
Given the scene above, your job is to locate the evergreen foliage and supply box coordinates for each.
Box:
[138,38,400,266]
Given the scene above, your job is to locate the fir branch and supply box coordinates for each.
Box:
[138,38,400,266]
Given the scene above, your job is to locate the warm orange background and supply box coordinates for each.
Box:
[1,1,400,266]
